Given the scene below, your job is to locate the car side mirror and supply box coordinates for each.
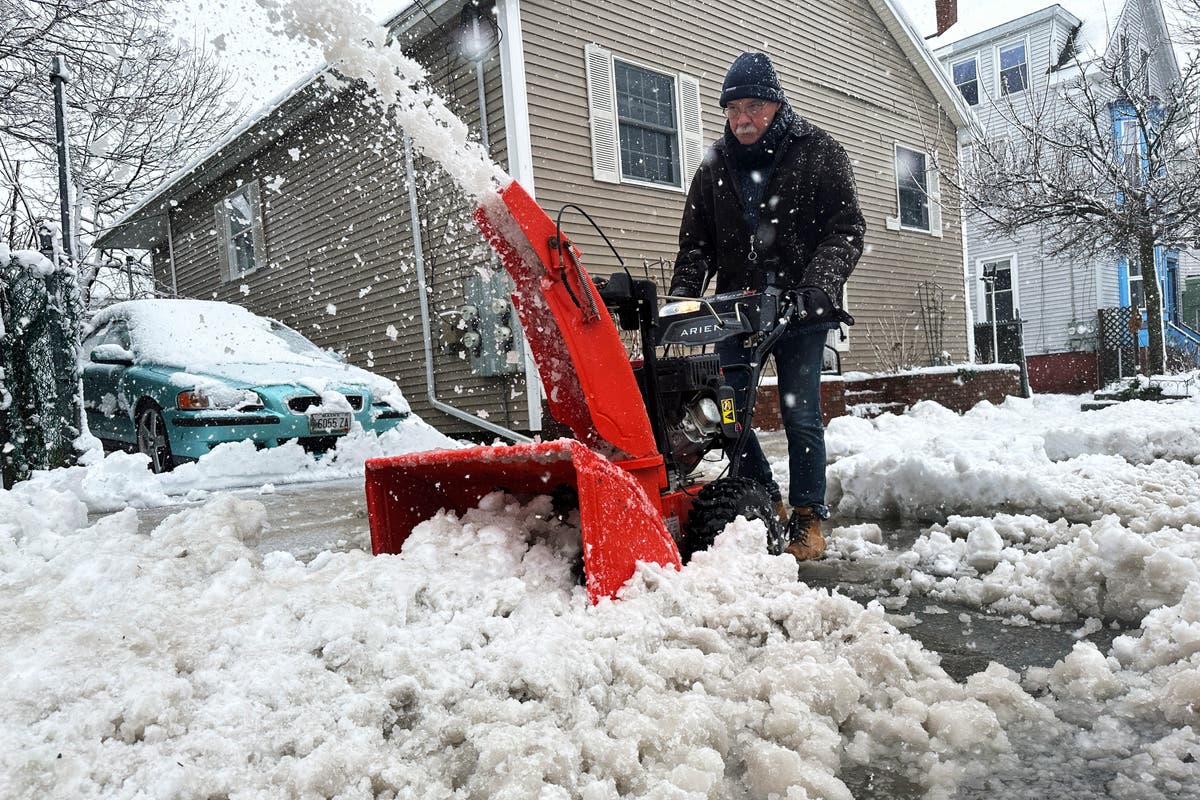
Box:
[90,344,134,366]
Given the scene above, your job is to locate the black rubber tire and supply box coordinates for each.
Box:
[135,403,175,474]
[682,476,784,561]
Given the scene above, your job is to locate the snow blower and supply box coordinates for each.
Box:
[366,180,815,602]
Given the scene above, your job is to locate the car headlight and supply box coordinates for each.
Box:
[176,389,262,411]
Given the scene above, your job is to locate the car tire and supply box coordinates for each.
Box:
[135,403,175,474]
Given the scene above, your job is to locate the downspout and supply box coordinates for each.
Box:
[165,211,178,296]
[957,132,976,363]
[496,0,543,432]
[404,133,531,442]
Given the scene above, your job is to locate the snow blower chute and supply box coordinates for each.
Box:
[367,179,807,601]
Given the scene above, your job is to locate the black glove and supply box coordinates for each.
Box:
[792,286,835,324]
[668,249,711,298]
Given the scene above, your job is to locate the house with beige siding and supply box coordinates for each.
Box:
[96,0,976,438]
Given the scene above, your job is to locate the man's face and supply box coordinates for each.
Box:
[725,98,781,145]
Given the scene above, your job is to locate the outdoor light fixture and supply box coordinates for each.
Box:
[457,1,500,63]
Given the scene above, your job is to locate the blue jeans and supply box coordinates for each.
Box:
[715,326,829,517]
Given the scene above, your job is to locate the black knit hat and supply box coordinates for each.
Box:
[720,52,785,107]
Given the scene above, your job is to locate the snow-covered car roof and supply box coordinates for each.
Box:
[87,299,409,409]
[88,299,337,370]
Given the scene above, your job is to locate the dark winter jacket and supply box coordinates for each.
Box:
[670,112,866,324]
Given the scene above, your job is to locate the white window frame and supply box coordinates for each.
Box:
[585,43,702,192]
[975,254,1020,322]
[886,143,942,237]
[996,37,1029,97]
[1127,257,1146,309]
[1120,117,1141,186]
[214,180,266,281]
[951,55,980,107]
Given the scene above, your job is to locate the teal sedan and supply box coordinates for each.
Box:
[80,299,411,473]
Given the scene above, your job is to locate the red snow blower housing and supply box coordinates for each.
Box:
[366,180,816,602]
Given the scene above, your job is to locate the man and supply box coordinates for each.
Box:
[670,52,865,561]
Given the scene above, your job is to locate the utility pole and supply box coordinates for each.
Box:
[50,55,75,264]
[48,54,84,467]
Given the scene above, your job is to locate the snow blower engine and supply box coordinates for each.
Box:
[365,181,817,602]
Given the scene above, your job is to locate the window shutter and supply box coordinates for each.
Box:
[213,200,231,279]
[247,180,267,269]
[928,151,943,237]
[679,73,703,186]
[585,43,619,183]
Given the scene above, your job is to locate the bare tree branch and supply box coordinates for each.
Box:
[1,0,244,299]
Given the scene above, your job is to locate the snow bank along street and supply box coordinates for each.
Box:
[1,390,1199,798]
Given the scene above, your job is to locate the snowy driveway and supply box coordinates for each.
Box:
[9,392,1200,799]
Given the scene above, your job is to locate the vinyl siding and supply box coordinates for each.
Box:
[154,41,520,436]
[520,0,969,372]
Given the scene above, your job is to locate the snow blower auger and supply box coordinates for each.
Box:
[366,180,806,602]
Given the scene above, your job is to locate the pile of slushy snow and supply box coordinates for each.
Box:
[822,393,1200,627]
[807,391,1200,797]
[3,387,1200,796]
[826,393,1200,523]
[3,490,1040,799]
[26,420,456,514]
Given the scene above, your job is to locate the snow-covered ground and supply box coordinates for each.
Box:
[5,0,1198,795]
[4,389,1200,798]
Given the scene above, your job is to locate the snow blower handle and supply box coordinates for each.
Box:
[787,286,835,326]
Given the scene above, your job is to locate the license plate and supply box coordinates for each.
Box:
[308,411,351,434]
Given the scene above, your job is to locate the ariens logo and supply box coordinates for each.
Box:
[682,323,719,337]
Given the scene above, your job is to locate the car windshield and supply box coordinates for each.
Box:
[268,321,329,358]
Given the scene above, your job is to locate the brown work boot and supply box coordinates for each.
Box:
[774,499,789,529]
[783,506,826,561]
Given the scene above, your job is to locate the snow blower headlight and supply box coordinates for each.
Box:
[660,300,702,317]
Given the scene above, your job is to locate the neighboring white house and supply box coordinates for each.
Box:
[899,0,1199,391]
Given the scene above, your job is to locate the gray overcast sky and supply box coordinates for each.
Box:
[169,0,411,113]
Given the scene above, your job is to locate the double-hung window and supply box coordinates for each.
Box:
[215,181,266,281]
[998,41,1028,95]
[1120,118,1142,186]
[585,44,703,191]
[614,61,680,186]
[1128,258,1146,309]
[889,144,941,235]
[952,57,979,106]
